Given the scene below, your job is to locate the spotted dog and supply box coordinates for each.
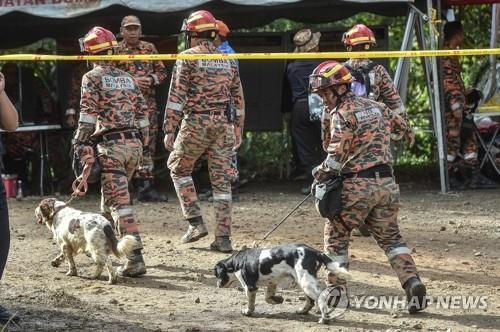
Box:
[35,198,138,284]
[214,243,351,322]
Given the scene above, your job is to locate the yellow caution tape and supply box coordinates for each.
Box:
[0,48,498,61]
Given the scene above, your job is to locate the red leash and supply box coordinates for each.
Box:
[68,146,95,203]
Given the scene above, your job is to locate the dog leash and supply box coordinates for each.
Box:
[254,193,312,247]
[66,146,95,205]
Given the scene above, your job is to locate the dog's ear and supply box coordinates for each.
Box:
[39,198,57,219]
[214,262,226,277]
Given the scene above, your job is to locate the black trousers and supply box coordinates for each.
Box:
[0,179,9,279]
[291,99,326,179]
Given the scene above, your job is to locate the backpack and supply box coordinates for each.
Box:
[344,61,378,98]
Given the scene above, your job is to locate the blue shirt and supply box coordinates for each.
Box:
[218,41,239,67]
[286,60,323,103]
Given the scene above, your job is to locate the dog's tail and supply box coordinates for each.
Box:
[104,224,138,258]
[320,253,352,281]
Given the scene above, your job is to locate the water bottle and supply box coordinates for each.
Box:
[16,179,23,200]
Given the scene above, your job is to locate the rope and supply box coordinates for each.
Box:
[66,146,94,205]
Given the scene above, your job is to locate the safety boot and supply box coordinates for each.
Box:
[181,216,208,243]
[210,236,233,253]
[137,179,168,202]
[117,249,147,277]
[467,169,497,189]
[403,276,427,314]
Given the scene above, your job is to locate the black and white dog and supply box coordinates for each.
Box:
[214,243,350,321]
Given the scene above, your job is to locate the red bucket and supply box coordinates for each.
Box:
[1,174,17,198]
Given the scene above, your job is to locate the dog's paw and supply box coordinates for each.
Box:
[108,276,117,285]
[266,295,284,305]
[241,308,254,316]
[66,269,77,276]
[51,260,61,268]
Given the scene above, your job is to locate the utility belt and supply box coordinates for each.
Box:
[97,128,141,143]
[190,104,236,123]
[343,164,393,179]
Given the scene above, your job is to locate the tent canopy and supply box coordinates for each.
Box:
[0,0,417,49]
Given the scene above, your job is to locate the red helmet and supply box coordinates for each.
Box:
[79,27,117,54]
[342,24,377,47]
[309,61,353,93]
[181,10,218,34]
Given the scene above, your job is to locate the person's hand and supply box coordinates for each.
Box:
[66,115,77,128]
[405,128,415,148]
[233,125,242,151]
[164,133,175,152]
[0,72,5,94]
[137,76,153,90]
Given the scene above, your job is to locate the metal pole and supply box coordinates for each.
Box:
[427,0,448,193]
[489,4,498,100]
[395,6,416,93]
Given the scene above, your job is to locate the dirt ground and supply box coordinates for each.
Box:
[1,181,500,332]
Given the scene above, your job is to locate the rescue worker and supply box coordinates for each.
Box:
[310,61,426,314]
[74,27,150,276]
[283,29,325,195]
[442,21,496,189]
[116,15,169,202]
[163,10,245,253]
[331,24,414,236]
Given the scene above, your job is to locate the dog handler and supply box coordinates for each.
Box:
[73,27,150,277]
[310,61,426,313]
[0,70,20,324]
[163,10,245,253]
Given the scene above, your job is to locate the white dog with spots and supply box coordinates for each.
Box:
[35,198,138,284]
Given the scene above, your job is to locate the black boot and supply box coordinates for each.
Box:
[138,179,168,202]
[117,249,147,277]
[403,276,427,314]
[467,169,497,189]
[0,305,20,327]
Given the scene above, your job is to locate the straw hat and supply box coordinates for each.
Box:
[293,29,321,53]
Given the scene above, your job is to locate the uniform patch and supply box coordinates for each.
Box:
[198,59,231,70]
[102,76,135,90]
[354,107,382,124]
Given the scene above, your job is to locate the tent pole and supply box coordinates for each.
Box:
[395,5,416,95]
[489,4,498,100]
[427,0,448,193]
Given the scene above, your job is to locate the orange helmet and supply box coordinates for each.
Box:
[216,20,230,37]
[79,27,117,54]
[342,24,377,47]
[309,61,353,93]
[181,10,218,34]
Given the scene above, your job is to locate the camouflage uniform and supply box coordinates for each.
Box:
[317,92,419,288]
[73,64,150,248]
[442,55,477,166]
[115,40,167,180]
[164,40,244,238]
[322,59,410,148]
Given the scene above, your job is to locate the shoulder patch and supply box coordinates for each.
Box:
[198,59,231,70]
[354,107,382,124]
[102,75,136,90]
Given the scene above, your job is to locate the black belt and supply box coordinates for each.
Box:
[343,164,393,179]
[99,130,141,142]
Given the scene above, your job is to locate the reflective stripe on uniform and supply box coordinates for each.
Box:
[464,152,478,160]
[325,154,342,171]
[167,101,183,112]
[151,74,159,85]
[236,108,244,116]
[324,253,349,265]
[173,176,193,188]
[451,102,463,111]
[447,154,457,162]
[79,113,97,124]
[212,192,232,201]
[386,246,411,260]
[115,207,133,217]
[138,118,150,128]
